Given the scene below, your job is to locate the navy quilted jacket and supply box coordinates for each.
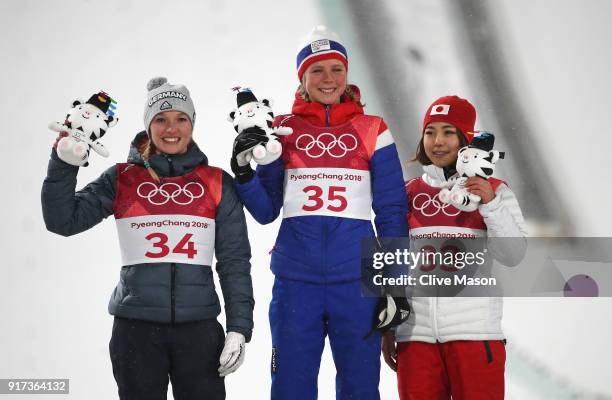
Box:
[42,131,254,340]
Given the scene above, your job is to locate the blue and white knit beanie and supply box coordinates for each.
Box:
[296,25,348,81]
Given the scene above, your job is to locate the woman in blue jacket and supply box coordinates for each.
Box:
[231,26,409,400]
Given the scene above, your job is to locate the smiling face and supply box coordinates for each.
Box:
[149,111,193,155]
[423,122,463,168]
[303,59,347,105]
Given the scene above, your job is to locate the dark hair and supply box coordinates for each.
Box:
[411,128,468,165]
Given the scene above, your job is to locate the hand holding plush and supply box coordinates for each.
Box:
[49,92,117,166]
[464,176,495,204]
[228,88,292,166]
[439,132,504,212]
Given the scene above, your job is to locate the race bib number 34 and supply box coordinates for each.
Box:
[116,214,215,266]
[283,168,372,220]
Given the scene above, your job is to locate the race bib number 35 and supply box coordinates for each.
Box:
[116,214,215,266]
[283,168,372,220]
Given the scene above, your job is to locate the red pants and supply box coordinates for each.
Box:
[396,340,505,400]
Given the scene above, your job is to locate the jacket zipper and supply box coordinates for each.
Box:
[167,155,176,324]
[171,262,176,323]
[321,221,327,282]
[166,155,175,175]
[322,105,331,281]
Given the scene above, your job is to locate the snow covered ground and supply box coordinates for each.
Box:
[0,0,610,398]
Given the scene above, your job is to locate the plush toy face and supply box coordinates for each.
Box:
[456,146,499,179]
[67,102,116,139]
[230,100,273,134]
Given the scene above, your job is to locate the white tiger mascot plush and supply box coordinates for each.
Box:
[49,91,117,166]
[228,87,292,165]
[439,132,505,212]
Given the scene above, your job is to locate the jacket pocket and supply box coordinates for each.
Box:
[483,340,493,363]
[120,265,130,285]
[117,266,132,300]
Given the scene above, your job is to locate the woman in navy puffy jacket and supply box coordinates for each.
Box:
[43,78,254,400]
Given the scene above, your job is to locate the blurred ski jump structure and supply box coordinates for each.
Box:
[505,338,612,399]
[323,0,611,398]
[340,0,569,236]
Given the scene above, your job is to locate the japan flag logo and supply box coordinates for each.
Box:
[430,104,450,116]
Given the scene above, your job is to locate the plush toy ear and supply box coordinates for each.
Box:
[489,150,502,164]
[107,116,118,127]
[262,99,272,107]
[72,99,83,108]
[228,111,236,122]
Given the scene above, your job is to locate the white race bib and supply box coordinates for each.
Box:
[116,214,215,266]
[283,167,372,220]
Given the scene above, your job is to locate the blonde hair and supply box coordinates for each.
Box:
[141,138,161,182]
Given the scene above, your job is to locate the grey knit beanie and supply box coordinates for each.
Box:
[143,77,196,133]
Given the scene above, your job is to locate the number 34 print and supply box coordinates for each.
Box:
[115,215,215,266]
[145,233,197,259]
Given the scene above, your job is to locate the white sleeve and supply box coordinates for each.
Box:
[374,128,395,151]
[478,184,528,267]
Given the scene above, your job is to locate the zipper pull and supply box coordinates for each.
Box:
[325,104,331,127]
[166,156,175,176]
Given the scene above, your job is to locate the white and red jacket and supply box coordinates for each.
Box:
[395,164,528,343]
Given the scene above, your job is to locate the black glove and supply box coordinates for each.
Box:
[231,128,268,184]
[364,295,411,338]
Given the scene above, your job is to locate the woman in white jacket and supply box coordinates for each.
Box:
[382,95,527,400]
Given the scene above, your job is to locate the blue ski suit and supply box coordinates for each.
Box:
[235,86,408,400]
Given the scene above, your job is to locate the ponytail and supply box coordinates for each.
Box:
[141,138,160,182]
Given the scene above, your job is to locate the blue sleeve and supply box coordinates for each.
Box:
[370,143,409,237]
[234,158,284,224]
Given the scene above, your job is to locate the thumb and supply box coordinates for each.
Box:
[219,347,232,366]
[224,350,240,370]
[236,149,252,167]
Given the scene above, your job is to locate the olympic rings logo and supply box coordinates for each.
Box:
[295,133,358,158]
[412,192,460,217]
[137,182,205,206]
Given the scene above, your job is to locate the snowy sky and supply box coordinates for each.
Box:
[0,0,611,399]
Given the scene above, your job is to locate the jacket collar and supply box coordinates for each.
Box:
[127,131,208,177]
[422,164,458,188]
[291,84,364,126]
